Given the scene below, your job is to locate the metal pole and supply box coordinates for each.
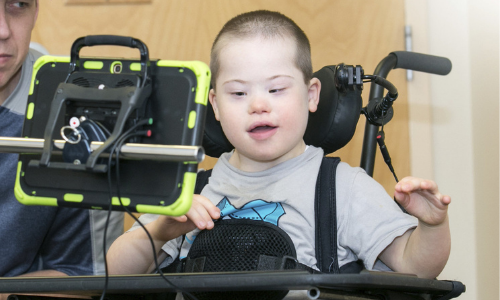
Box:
[0,137,205,163]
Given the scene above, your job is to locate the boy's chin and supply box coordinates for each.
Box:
[235,146,303,166]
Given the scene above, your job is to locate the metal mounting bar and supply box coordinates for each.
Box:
[0,137,204,163]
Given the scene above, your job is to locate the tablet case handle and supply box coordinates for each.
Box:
[68,35,150,87]
[39,35,152,172]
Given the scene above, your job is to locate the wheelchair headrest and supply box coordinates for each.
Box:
[202,65,363,157]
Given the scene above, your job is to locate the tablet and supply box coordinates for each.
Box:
[15,36,210,216]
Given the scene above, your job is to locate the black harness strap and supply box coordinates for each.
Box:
[314,157,341,273]
[315,157,364,274]
[195,168,212,194]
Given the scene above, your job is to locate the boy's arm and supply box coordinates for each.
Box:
[378,177,451,279]
[107,195,220,275]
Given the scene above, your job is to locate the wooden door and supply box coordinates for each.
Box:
[32,0,409,231]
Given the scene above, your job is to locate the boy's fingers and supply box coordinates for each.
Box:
[186,205,211,229]
[193,194,221,219]
[171,215,188,223]
[396,177,422,192]
[393,190,411,208]
[208,206,221,219]
[393,189,406,200]
[440,194,452,205]
[396,177,439,194]
[186,196,220,230]
[395,177,416,192]
[419,179,440,194]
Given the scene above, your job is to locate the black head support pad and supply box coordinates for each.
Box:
[202,65,363,157]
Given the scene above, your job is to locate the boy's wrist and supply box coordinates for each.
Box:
[147,217,172,242]
[417,214,449,229]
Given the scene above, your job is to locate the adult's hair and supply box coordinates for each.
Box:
[210,10,312,87]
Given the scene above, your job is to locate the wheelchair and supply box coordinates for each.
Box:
[0,36,464,300]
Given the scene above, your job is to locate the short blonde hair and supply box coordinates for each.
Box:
[210,10,312,87]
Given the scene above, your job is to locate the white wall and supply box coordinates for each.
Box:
[464,1,500,298]
[405,1,499,299]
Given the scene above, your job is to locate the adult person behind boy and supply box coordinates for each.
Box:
[0,0,122,277]
[107,10,451,280]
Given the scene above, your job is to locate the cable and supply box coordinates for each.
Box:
[94,120,112,136]
[113,132,200,300]
[363,74,407,215]
[99,119,152,300]
[376,129,398,183]
[98,119,200,300]
[376,127,410,215]
[362,75,397,95]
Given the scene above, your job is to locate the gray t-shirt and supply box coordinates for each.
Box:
[133,146,417,271]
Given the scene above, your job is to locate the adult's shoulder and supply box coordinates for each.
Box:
[27,48,44,63]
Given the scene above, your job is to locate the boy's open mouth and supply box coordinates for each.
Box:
[249,125,277,133]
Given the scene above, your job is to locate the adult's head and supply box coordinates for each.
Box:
[210,10,312,88]
[0,0,38,104]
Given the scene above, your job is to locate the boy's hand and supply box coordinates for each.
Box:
[382,177,452,278]
[108,195,220,275]
[150,194,220,242]
[394,177,451,226]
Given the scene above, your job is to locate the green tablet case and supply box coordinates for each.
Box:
[15,35,210,216]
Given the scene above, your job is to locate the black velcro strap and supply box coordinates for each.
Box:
[257,255,295,271]
[315,157,341,273]
[184,256,206,273]
[257,255,316,273]
[339,259,364,274]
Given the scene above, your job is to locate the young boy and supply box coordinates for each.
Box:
[107,10,451,280]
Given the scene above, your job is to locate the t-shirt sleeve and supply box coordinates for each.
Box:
[337,163,418,270]
[127,213,160,232]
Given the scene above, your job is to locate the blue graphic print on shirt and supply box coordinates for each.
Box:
[216,197,285,226]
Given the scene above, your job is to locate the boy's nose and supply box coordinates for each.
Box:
[248,94,271,114]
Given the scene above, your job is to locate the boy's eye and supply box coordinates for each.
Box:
[269,88,285,94]
[232,92,246,96]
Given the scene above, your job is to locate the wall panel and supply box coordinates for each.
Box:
[32,0,409,230]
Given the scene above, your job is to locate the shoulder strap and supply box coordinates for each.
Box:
[314,156,341,273]
[315,157,365,274]
[194,169,213,194]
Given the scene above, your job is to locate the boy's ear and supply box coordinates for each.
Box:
[307,77,321,113]
[208,88,220,121]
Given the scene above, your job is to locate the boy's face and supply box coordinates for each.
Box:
[209,35,320,172]
[0,0,38,95]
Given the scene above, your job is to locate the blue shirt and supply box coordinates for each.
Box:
[0,49,94,276]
